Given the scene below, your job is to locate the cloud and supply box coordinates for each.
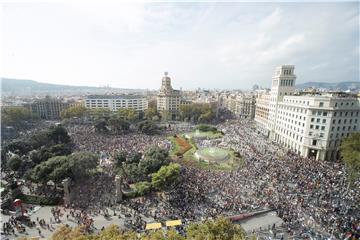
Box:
[2,2,359,89]
[260,7,281,30]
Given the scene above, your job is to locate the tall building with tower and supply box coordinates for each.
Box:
[157,72,182,120]
[255,65,360,161]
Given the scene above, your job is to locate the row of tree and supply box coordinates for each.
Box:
[41,217,248,240]
[60,103,161,123]
[1,106,39,129]
[179,103,216,123]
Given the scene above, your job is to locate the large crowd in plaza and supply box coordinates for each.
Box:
[1,120,359,239]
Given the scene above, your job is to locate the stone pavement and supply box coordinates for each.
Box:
[1,205,153,240]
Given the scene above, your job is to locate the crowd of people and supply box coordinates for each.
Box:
[66,124,172,158]
[163,120,359,239]
[2,119,359,239]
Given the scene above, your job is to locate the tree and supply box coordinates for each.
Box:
[139,146,170,174]
[186,217,246,240]
[51,225,88,240]
[123,163,145,183]
[7,154,22,171]
[47,125,71,145]
[89,108,112,118]
[145,107,159,121]
[340,133,360,185]
[60,105,87,119]
[179,103,216,123]
[6,139,32,156]
[94,118,108,133]
[67,152,99,180]
[29,131,51,149]
[134,181,152,196]
[151,163,181,190]
[1,106,35,128]
[137,120,159,135]
[126,152,142,164]
[108,117,130,134]
[29,152,98,184]
[118,108,139,122]
[114,151,127,168]
[29,156,68,184]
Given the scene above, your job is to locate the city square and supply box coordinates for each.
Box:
[1,1,360,240]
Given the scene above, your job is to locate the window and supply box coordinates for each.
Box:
[320,133,324,137]
[335,102,338,107]
[312,140,317,146]
[322,119,326,123]
[323,112,327,116]
[317,119,320,123]
[334,112,337,117]
[332,127,335,131]
[319,102,324,107]
[310,125,314,129]
[332,119,336,124]
[321,126,325,130]
[315,125,319,130]
[311,118,315,122]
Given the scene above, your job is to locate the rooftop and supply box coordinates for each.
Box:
[86,94,146,99]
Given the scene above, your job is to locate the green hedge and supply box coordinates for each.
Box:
[196,124,218,132]
[16,194,61,205]
[123,191,138,199]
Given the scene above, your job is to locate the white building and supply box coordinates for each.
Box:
[85,95,148,112]
[157,72,182,120]
[255,65,360,161]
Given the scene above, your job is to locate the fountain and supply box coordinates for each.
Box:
[195,147,230,163]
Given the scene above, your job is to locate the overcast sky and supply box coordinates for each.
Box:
[2,1,359,90]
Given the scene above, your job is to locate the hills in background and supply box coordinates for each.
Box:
[295,81,360,91]
[1,78,145,96]
[1,78,359,97]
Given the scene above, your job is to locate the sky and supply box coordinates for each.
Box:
[1,1,359,90]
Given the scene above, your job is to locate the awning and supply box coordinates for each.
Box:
[145,223,162,230]
[165,219,182,227]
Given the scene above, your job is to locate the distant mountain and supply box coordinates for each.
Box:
[296,81,360,91]
[1,78,145,96]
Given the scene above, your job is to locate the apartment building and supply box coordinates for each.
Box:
[85,95,148,112]
[255,65,360,160]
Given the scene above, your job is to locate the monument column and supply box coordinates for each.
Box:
[115,175,123,203]
[62,178,71,206]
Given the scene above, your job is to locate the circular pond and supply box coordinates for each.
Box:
[194,147,230,163]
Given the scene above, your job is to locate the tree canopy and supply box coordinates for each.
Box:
[340,132,360,184]
[60,105,88,119]
[137,120,160,135]
[179,103,216,123]
[23,218,247,240]
[28,152,98,184]
[1,106,37,128]
[151,163,181,190]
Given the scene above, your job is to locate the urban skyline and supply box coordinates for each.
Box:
[2,2,359,90]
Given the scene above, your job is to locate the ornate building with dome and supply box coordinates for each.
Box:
[157,72,182,120]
